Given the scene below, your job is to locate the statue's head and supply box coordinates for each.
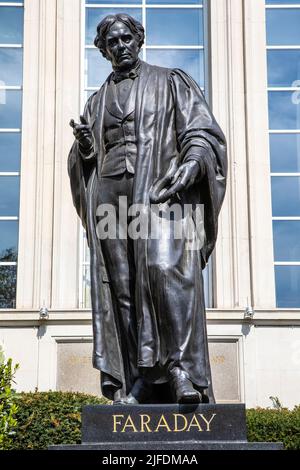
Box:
[94,13,144,70]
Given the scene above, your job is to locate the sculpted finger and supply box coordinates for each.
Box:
[80,115,88,125]
[170,168,182,185]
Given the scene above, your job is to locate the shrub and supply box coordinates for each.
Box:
[0,356,19,449]
[3,391,300,449]
[3,391,109,450]
[246,406,300,450]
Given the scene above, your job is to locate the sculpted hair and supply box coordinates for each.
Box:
[94,13,145,59]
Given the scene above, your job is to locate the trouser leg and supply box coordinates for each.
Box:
[97,172,138,392]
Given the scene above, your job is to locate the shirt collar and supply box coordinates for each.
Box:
[112,59,141,84]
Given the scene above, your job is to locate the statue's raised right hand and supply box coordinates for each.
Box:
[69,115,93,154]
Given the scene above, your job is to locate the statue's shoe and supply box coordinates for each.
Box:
[168,367,201,404]
[125,377,153,404]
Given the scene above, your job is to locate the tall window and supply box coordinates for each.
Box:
[266,1,300,307]
[0,1,24,308]
[81,0,207,308]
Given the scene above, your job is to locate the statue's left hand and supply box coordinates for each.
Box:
[149,160,200,204]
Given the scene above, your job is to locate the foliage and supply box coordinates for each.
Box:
[2,390,300,450]
[0,355,19,449]
[3,391,109,450]
[246,406,300,450]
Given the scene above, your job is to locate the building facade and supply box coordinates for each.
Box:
[0,0,299,408]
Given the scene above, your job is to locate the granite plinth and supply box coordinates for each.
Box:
[49,404,283,451]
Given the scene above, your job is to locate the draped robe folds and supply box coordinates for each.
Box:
[68,61,227,401]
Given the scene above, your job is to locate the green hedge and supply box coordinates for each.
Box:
[246,406,300,450]
[3,392,109,450]
[3,392,300,449]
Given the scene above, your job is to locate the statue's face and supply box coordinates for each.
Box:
[105,21,140,70]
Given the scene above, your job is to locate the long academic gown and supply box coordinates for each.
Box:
[68,61,227,401]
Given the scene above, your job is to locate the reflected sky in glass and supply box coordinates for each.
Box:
[267,9,300,45]
[275,265,300,308]
[270,133,300,173]
[0,221,18,261]
[147,0,202,3]
[272,176,300,216]
[266,0,300,3]
[86,48,116,87]
[0,176,20,216]
[146,9,203,46]
[86,8,142,45]
[0,133,21,172]
[268,91,300,129]
[0,48,23,87]
[146,49,204,87]
[0,90,22,128]
[267,50,300,87]
[0,7,23,44]
[273,220,300,261]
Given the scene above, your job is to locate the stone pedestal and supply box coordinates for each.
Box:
[49,404,283,450]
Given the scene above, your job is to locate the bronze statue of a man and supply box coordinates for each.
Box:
[69,14,227,405]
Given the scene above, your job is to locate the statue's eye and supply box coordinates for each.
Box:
[108,38,118,47]
[123,35,132,43]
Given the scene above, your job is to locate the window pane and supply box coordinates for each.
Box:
[0,176,20,216]
[146,9,203,46]
[272,176,300,216]
[0,133,21,172]
[266,9,300,46]
[0,221,18,262]
[0,48,23,87]
[266,1,300,4]
[85,49,114,87]
[146,49,204,87]
[270,133,300,173]
[0,90,22,128]
[85,8,142,45]
[268,91,300,130]
[273,220,300,261]
[267,50,300,87]
[82,265,91,309]
[0,265,17,309]
[147,0,202,3]
[0,7,23,44]
[275,265,300,308]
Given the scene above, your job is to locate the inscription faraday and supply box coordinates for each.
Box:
[112,413,217,433]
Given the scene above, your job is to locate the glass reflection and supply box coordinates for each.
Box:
[0,266,17,309]
[268,91,300,130]
[273,220,300,261]
[275,265,300,308]
[272,176,300,216]
[0,7,23,44]
[267,50,300,87]
[146,9,203,46]
[86,49,115,87]
[266,0,300,4]
[270,133,300,173]
[146,49,204,88]
[267,9,300,46]
[0,49,23,87]
[0,90,22,128]
[0,221,18,262]
[82,265,91,309]
[0,176,20,216]
[147,0,202,3]
[86,8,142,45]
[0,133,21,172]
